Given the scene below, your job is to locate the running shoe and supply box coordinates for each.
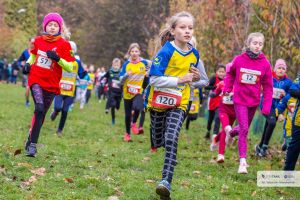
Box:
[57,130,62,137]
[204,131,210,140]
[138,127,144,134]
[156,179,171,199]
[217,154,224,163]
[131,123,139,135]
[238,163,248,174]
[50,111,58,121]
[123,133,132,142]
[255,144,262,157]
[26,143,37,157]
[210,134,218,151]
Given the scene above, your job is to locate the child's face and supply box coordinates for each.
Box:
[112,60,121,70]
[130,47,140,60]
[216,68,226,79]
[45,21,60,35]
[171,17,194,45]
[249,36,264,54]
[275,66,287,78]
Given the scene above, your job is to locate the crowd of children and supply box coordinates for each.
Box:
[6,10,299,199]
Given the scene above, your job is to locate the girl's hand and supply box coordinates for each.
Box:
[189,67,200,81]
[127,70,132,76]
[178,73,193,84]
[278,114,285,122]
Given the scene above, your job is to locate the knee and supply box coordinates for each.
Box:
[267,116,277,127]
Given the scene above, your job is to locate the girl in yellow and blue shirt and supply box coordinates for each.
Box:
[120,43,148,142]
[145,11,200,198]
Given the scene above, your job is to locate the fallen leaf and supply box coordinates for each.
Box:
[64,178,74,183]
[193,171,201,175]
[14,149,22,156]
[145,179,155,183]
[17,162,32,168]
[251,191,256,197]
[20,175,37,188]
[31,168,46,176]
[114,187,123,196]
[142,157,151,162]
[108,196,119,200]
[181,180,190,188]
[221,184,229,193]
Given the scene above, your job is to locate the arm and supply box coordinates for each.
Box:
[277,94,291,114]
[223,60,236,93]
[205,76,216,90]
[192,59,209,88]
[261,64,274,115]
[58,58,73,72]
[149,76,178,88]
[120,61,129,85]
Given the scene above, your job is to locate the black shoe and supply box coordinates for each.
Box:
[26,143,37,157]
[255,144,262,157]
[57,130,62,137]
[204,131,210,140]
[281,142,287,151]
[260,145,268,157]
[50,111,58,121]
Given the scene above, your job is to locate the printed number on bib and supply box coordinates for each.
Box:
[222,95,233,105]
[60,80,74,91]
[273,88,285,99]
[152,87,182,109]
[239,68,261,85]
[127,84,141,95]
[36,50,52,69]
[112,80,120,89]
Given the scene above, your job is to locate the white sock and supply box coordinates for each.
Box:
[240,158,246,165]
[224,125,232,134]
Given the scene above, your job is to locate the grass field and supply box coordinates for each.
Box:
[0,83,299,200]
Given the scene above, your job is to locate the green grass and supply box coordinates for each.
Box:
[0,83,299,200]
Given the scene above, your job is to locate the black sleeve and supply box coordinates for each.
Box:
[100,72,109,83]
[290,89,300,99]
[205,76,217,90]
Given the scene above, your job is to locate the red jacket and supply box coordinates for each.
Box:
[28,36,75,94]
[208,76,222,110]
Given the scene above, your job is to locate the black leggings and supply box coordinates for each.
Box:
[109,95,121,121]
[259,112,277,147]
[53,95,74,132]
[28,84,55,143]
[150,109,185,183]
[207,109,220,135]
[85,89,91,104]
[124,99,140,134]
[139,110,145,128]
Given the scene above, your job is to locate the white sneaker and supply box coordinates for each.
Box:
[238,163,248,174]
[210,135,218,151]
[217,154,224,163]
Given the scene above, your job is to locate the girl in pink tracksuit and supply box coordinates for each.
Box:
[223,32,273,174]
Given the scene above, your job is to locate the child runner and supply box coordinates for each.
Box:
[145,11,200,198]
[75,65,91,110]
[120,43,148,141]
[209,62,236,162]
[23,13,75,157]
[100,58,122,125]
[185,87,200,130]
[277,93,296,151]
[255,59,292,157]
[86,65,95,104]
[204,64,226,139]
[283,74,300,170]
[50,41,86,136]
[223,32,273,173]
[19,38,34,107]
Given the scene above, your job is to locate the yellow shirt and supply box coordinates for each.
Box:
[87,73,95,90]
[59,60,78,97]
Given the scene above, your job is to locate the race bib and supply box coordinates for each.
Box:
[60,80,74,91]
[239,68,261,84]
[222,95,233,105]
[127,84,141,95]
[272,88,285,99]
[79,79,88,85]
[152,87,182,109]
[112,80,120,89]
[36,50,52,69]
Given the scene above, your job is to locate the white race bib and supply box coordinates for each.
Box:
[112,80,120,89]
[272,88,285,99]
[152,87,182,109]
[127,84,141,95]
[60,80,74,91]
[36,50,52,69]
[239,68,261,85]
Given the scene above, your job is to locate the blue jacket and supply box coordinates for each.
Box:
[289,75,300,126]
[261,75,292,113]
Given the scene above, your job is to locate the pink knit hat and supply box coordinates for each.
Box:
[43,13,63,32]
[274,59,287,71]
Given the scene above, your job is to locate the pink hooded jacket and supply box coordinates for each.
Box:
[223,52,273,115]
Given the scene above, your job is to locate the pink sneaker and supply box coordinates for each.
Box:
[123,133,132,142]
[131,123,139,135]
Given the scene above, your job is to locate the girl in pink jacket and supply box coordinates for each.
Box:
[223,32,273,174]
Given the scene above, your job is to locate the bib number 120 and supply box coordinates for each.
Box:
[156,95,176,106]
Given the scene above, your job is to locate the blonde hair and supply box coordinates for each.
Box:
[190,36,197,49]
[124,43,140,59]
[159,11,194,47]
[244,32,265,50]
[61,22,71,40]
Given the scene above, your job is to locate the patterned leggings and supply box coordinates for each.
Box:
[28,84,55,143]
[150,109,185,183]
